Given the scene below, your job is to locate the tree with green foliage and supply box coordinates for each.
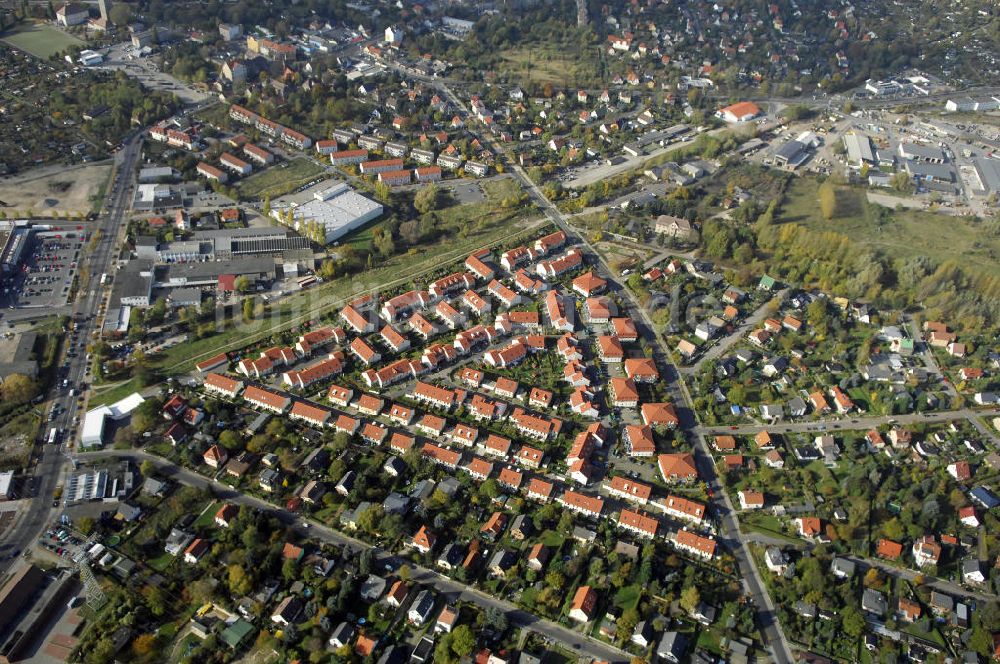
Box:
[841,606,865,637]
[109,3,133,25]
[483,607,508,632]
[679,585,700,613]
[451,625,475,658]
[218,430,242,451]
[0,373,37,405]
[130,400,159,435]
[818,181,836,220]
[890,171,914,194]
[414,183,440,214]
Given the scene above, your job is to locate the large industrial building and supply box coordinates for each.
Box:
[973,157,1000,194]
[0,226,31,280]
[159,255,276,287]
[270,181,383,244]
[64,461,137,504]
[135,226,311,262]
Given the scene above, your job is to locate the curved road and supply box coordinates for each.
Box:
[413,74,796,664]
[76,449,630,663]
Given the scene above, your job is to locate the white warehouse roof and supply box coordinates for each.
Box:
[81,393,146,448]
[273,182,383,244]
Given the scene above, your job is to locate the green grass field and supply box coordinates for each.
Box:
[192,501,221,528]
[1,22,84,59]
[614,584,642,610]
[236,158,327,200]
[125,180,547,376]
[498,44,605,89]
[780,178,1000,278]
[90,379,146,408]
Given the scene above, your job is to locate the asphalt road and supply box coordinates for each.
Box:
[0,133,142,574]
[682,289,790,374]
[699,407,1000,437]
[76,449,630,663]
[743,531,1000,604]
[423,76,796,662]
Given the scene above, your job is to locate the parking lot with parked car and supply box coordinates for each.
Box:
[1,226,90,309]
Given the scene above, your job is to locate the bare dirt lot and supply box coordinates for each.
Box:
[0,163,112,218]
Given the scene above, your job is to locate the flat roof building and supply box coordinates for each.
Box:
[81,393,145,448]
[132,184,183,211]
[109,259,154,307]
[159,256,275,287]
[271,181,383,244]
[138,166,180,182]
[973,157,1000,193]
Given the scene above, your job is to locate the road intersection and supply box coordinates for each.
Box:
[76,449,630,663]
[0,132,143,576]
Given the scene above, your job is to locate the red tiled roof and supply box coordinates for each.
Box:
[877,538,903,559]
[675,529,717,556]
[618,509,659,536]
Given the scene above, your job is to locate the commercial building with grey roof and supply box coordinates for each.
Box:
[110,260,155,307]
[973,157,1000,193]
[159,255,276,287]
[898,142,946,164]
[773,139,811,169]
[843,133,876,166]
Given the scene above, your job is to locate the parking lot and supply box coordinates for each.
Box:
[97,42,213,107]
[1,227,89,310]
[449,181,486,204]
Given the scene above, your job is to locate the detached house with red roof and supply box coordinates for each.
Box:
[215,503,238,528]
[572,271,607,298]
[204,444,228,469]
[623,424,656,457]
[349,337,382,366]
[624,357,659,383]
[830,386,854,414]
[569,585,598,623]
[658,453,698,482]
[412,525,437,554]
[912,535,942,568]
[611,317,638,342]
[597,335,624,363]
[796,517,824,541]
[641,402,678,429]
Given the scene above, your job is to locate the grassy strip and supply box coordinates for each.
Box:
[236,158,327,200]
[154,217,552,374]
[0,22,83,59]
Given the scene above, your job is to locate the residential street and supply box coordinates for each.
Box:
[699,408,1000,438]
[743,532,1000,604]
[426,77,797,664]
[683,288,790,374]
[75,450,631,663]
